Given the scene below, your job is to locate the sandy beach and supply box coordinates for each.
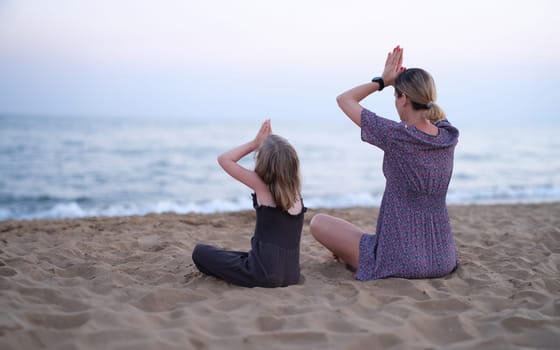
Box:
[1,202,559,349]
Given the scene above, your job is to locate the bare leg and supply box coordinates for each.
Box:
[309,213,364,270]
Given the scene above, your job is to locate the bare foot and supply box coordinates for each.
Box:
[333,253,356,272]
[333,253,345,264]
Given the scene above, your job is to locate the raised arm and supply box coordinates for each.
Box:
[336,83,381,127]
[336,46,405,127]
[217,119,271,192]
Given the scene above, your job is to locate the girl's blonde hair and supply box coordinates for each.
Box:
[394,68,446,123]
[254,134,301,211]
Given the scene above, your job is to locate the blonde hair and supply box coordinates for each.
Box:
[254,134,301,211]
[394,68,446,122]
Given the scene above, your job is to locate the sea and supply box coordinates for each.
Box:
[1,115,559,221]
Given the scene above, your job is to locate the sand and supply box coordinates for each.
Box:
[1,202,559,349]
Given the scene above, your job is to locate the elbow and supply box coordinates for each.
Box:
[336,93,345,108]
[336,93,352,113]
[336,93,354,112]
[217,154,226,168]
[335,92,362,127]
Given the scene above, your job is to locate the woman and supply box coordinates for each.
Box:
[310,46,459,280]
[192,120,306,287]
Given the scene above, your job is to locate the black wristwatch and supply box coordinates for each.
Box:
[371,77,385,91]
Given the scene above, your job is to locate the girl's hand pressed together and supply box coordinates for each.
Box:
[253,119,272,149]
[217,119,273,192]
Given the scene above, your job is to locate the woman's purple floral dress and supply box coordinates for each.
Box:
[356,108,460,281]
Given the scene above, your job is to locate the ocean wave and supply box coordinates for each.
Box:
[0,198,254,221]
[447,183,560,204]
[2,185,559,221]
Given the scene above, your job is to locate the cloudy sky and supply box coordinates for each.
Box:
[0,0,558,126]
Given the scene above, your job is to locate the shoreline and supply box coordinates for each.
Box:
[4,197,560,223]
[1,202,559,349]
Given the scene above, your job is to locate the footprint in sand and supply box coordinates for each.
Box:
[0,266,17,276]
[25,311,91,330]
[133,288,208,312]
[256,315,286,332]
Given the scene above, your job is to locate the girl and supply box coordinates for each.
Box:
[192,120,306,287]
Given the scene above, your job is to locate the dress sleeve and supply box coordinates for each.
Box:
[360,108,399,151]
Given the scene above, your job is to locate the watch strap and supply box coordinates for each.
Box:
[371,77,385,91]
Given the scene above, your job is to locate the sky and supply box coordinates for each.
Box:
[0,0,559,126]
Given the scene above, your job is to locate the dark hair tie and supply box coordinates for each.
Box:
[411,101,432,110]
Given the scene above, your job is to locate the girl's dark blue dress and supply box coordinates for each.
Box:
[192,193,306,288]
